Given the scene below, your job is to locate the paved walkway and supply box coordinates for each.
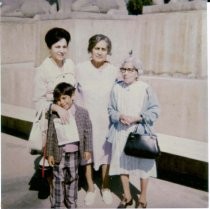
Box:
[1,133,208,208]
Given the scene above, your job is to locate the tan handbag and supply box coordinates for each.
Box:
[28,109,48,153]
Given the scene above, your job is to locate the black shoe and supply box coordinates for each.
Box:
[117,198,133,208]
[137,202,147,208]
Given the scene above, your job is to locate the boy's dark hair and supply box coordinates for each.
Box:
[53,82,75,103]
[45,27,71,49]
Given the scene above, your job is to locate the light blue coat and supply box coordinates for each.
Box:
[107,81,160,142]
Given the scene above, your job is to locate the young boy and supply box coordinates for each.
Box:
[46,82,93,208]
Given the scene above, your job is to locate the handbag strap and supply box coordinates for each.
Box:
[134,117,154,136]
[34,109,43,122]
[143,118,154,135]
[133,124,139,133]
[41,103,53,178]
[41,145,47,178]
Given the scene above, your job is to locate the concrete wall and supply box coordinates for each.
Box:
[1,18,37,64]
[1,9,208,143]
[142,77,207,142]
[34,10,207,79]
[1,63,35,108]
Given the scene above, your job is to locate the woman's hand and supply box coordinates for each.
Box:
[48,156,55,167]
[51,104,69,124]
[83,151,91,161]
[120,114,141,125]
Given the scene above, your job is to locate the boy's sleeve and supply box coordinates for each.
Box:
[46,115,55,157]
[83,110,93,152]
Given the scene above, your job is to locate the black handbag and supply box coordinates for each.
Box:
[124,121,160,159]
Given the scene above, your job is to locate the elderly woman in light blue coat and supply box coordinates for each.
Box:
[107,53,160,208]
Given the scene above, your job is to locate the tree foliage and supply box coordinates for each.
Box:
[127,0,153,15]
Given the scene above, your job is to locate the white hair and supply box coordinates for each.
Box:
[121,52,144,75]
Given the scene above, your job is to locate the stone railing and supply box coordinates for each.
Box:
[1,8,208,143]
[1,8,207,78]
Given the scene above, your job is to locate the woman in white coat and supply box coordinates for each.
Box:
[33,27,76,208]
[34,27,76,122]
[76,34,118,206]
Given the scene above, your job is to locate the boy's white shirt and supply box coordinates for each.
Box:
[53,108,80,146]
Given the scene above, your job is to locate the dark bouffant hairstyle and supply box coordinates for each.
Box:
[53,82,75,103]
[45,27,71,49]
[88,34,112,55]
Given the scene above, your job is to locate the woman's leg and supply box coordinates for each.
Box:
[101,164,113,205]
[117,174,133,208]
[139,178,149,205]
[85,164,95,192]
[47,170,54,207]
[101,164,110,189]
[84,164,96,206]
[120,174,132,201]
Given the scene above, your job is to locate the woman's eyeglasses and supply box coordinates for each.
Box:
[120,68,137,73]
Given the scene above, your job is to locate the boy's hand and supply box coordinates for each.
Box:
[48,156,55,167]
[83,151,91,161]
[51,104,69,124]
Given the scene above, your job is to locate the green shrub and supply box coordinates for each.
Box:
[127,0,153,15]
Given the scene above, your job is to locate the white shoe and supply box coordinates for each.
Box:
[101,189,113,205]
[84,188,97,206]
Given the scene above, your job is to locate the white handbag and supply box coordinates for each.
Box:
[28,109,48,153]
